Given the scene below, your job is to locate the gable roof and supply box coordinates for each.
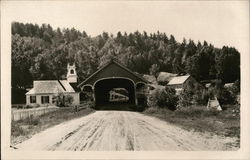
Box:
[143,74,157,84]
[167,74,190,85]
[77,60,148,87]
[224,83,234,88]
[26,80,76,95]
[157,72,178,83]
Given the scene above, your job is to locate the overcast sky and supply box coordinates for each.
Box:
[2,1,249,54]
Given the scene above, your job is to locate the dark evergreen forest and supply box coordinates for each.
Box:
[12,22,240,89]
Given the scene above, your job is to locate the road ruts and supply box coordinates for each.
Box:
[16,111,238,151]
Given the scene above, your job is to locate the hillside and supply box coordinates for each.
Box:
[12,22,240,90]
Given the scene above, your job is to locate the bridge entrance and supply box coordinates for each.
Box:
[78,60,148,110]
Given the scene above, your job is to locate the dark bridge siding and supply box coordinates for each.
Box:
[78,61,148,108]
[82,62,144,86]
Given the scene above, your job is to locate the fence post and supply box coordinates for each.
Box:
[20,111,22,120]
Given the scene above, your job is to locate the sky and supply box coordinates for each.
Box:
[2,1,249,54]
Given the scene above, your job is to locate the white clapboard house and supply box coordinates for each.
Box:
[25,64,80,106]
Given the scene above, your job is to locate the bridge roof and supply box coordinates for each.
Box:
[78,60,148,87]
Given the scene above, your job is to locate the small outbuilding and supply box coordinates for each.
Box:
[157,72,177,85]
[166,74,197,95]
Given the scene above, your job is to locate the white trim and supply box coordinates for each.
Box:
[81,84,94,91]
[77,60,148,88]
[93,77,136,87]
[136,81,147,86]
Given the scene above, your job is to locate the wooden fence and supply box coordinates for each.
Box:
[11,106,59,121]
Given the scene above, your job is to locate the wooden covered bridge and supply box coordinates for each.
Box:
[77,60,148,109]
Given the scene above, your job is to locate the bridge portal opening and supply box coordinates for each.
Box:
[109,88,129,102]
[94,78,135,108]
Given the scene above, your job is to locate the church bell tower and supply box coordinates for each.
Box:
[67,63,77,83]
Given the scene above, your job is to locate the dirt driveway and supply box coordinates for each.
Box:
[16,111,238,151]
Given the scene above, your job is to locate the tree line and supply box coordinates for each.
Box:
[12,22,240,89]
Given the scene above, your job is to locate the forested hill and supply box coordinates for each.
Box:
[12,22,240,88]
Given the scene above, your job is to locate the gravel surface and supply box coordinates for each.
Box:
[16,111,238,151]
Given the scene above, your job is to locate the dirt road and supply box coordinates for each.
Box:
[16,111,238,151]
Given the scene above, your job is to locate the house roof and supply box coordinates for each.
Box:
[157,72,178,83]
[143,74,157,84]
[26,80,76,95]
[148,84,165,90]
[224,83,234,88]
[167,74,190,85]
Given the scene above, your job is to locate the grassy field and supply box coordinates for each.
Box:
[144,104,240,147]
[11,107,95,146]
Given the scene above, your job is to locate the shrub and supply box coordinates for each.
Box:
[24,105,33,109]
[11,122,26,136]
[148,87,178,110]
[64,95,74,107]
[53,93,74,107]
[28,117,40,125]
[178,81,206,108]
[23,103,40,109]
[207,80,237,105]
[217,88,235,105]
[144,107,158,114]
[231,80,240,94]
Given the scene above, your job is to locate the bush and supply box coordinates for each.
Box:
[28,116,40,125]
[148,87,178,110]
[11,123,26,136]
[217,88,235,105]
[144,107,158,114]
[178,81,206,108]
[53,93,74,107]
[207,80,237,105]
[24,103,40,109]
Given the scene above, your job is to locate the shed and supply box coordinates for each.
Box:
[167,74,196,95]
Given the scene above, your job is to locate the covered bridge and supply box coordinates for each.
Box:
[77,60,148,107]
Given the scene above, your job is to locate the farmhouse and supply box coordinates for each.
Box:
[26,64,80,106]
[167,74,196,95]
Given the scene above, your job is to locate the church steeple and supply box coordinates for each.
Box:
[67,63,77,83]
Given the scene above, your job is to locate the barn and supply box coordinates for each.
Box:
[166,74,198,95]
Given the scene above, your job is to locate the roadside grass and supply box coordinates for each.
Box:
[11,107,95,146]
[144,105,240,141]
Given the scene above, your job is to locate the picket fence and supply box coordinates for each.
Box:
[11,106,59,121]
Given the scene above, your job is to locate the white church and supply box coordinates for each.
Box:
[25,64,80,106]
